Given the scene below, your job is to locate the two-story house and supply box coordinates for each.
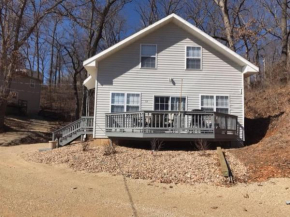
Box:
[52,14,259,147]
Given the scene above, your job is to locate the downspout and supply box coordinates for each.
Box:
[93,71,98,138]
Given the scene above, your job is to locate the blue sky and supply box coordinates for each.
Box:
[121,1,143,36]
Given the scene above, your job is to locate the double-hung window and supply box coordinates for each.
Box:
[111,92,140,113]
[154,96,186,111]
[126,93,140,112]
[216,96,229,114]
[140,44,157,68]
[111,93,125,113]
[200,95,214,112]
[186,46,202,70]
[200,95,229,114]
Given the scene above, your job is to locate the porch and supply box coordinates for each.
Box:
[105,111,240,140]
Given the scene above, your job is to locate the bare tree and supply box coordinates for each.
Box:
[48,17,61,87]
[101,14,126,49]
[213,0,236,51]
[0,0,64,131]
[151,138,164,154]
[62,0,131,117]
[61,33,85,120]
[136,0,184,28]
[261,0,290,67]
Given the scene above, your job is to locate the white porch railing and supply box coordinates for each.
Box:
[52,116,93,146]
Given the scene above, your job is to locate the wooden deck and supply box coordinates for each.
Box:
[105,111,240,141]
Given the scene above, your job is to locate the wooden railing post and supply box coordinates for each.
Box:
[212,113,215,136]
[177,114,181,134]
[142,112,145,133]
[225,115,228,134]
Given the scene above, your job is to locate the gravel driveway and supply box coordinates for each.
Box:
[0,143,289,217]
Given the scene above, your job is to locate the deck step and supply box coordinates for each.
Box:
[52,116,94,146]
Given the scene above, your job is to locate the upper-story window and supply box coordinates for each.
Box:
[186,46,202,70]
[140,44,157,68]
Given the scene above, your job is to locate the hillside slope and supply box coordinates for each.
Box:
[231,83,290,182]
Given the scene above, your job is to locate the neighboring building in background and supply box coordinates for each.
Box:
[3,69,42,115]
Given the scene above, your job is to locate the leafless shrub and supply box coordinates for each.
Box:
[81,142,89,152]
[150,138,164,154]
[195,139,209,151]
[103,141,116,156]
[194,139,210,156]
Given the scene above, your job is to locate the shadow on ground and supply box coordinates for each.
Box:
[0,115,63,146]
[244,112,284,146]
[116,140,232,151]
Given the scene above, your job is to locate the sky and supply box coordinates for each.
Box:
[121,1,143,36]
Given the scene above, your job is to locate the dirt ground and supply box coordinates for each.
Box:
[0,116,63,146]
[0,143,289,217]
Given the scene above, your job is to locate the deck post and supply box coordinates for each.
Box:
[142,112,145,133]
[212,113,215,136]
[52,133,55,141]
[225,115,228,135]
[177,114,181,134]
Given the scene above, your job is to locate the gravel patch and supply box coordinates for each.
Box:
[25,144,247,185]
[225,151,248,182]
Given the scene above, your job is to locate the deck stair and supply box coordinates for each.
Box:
[52,116,93,146]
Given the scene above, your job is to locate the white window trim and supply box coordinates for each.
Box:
[153,95,188,111]
[140,44,158,69]
[110,92,142,113]
[185,45,203,70]
[30,79,35,88]
[199,94,230,113]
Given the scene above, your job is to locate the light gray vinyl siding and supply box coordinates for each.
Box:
[94,22,244,139]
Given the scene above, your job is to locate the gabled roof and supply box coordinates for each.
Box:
[83,14,259,89]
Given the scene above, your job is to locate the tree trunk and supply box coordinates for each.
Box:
[36,27,40,79]
[73,74,80,120]
[281,0,288,66]
[0,51,17,131]
[81,86,87,116]
[49,20,58,87]
[214,0,235,51]
[0,99,7,132]
[54,51,59,86]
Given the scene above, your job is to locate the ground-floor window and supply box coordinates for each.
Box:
[111,92,140,113]
[154,96,186,111]
[200,95,229,114]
